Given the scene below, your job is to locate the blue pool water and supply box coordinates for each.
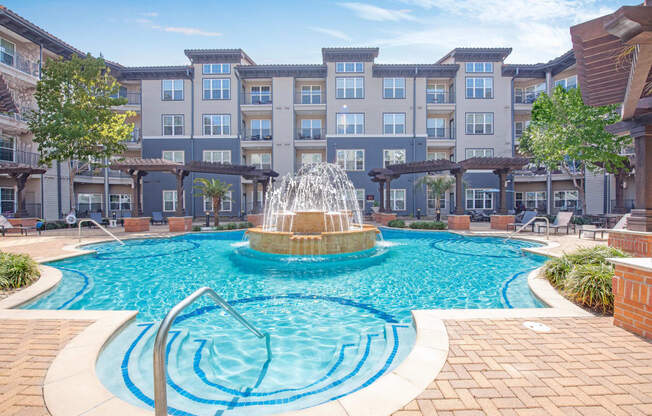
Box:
[25,229,545,415]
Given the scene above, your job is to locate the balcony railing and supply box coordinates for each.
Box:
[75,164,105,178]
[295,91,325,105]
[2,203,41,218]
[296,128,325,140]
[108,168,131,178]
[126,92,141,105]
[0,149,41,167]
[243,128,272,141]
[426,91,454,104]
[127,128,141,143]
[514,92,541,104]
[241,92,272,105]
[427,128,455,139]
[1,51,39,78]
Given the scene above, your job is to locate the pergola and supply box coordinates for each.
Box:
[369,157,529,215]
[0,163,46,218]
[110,158,278,217]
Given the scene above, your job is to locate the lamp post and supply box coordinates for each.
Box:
[205,211,210,227]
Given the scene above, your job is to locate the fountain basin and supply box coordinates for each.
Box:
[247,224,379,255]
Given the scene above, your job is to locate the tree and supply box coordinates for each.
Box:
[193,178,232,226]
[27,54,135,214]
[519,86,631,214]
[415,175,455,216]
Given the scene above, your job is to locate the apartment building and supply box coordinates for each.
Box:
[0,6,631,221]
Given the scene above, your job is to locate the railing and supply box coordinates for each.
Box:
[241,92,272,105]
[426,91,454,104]
[2,203,42,218]
[506,216,549,240]
[1,51,39,77]
[243,128,272,141]
[78,218,124,245]
[126,92,141,105]
[127,128,141,143]
[0,149,41,167]
[426,128,454,139]
[108,168,131,178]
[296,128,325,140]
[295,91,325,104]
[514,91,541,104]
[76,165,105,178]
[153,287,267,416]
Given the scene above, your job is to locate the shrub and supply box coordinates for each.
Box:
[571,216,592,225]
[542,256,571,288]
[387,219,405,228]
[0,253,39,289]
[409,221,446,230]
[191,225,201,232]
[226,223,237,230]
[213,225,225,231]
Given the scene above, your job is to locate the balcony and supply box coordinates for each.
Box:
[242,128,272,141]
[296,128,325,140]
[514,92,541,104]
[426,129,455,148]
[241,92,272,105]
[295,91,325,105]
[426,91,454,104]
[1,51,39,79]
[0,149,41,167]
[126,92,141,105]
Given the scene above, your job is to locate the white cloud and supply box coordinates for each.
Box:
[309,27,351,40]
[158,26,222,37]
[133,18,152,24]
[338,2,416,21]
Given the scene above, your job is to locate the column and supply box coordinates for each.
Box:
[628,125,652,231]
[498,169,508,215]
[261,180,268,209]
[454,169,465,215]
[378,181,385,213]
[175,171,184,217]
[252,181,259,214]
[130,171,142,217]
[385,178,392,213]
[12,173,28,218]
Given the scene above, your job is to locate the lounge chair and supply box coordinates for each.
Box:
[0,215,34,236]
[89,212,105,226]
[579,213,630,240]
[506,210,538,232]
[151,211,166,225]
[537,211,574,234]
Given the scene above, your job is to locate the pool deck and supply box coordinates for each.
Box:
[1,224,646,416]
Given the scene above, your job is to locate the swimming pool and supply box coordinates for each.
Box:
[25,228,546,415]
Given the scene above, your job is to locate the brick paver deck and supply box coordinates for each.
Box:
[0,319,91,416]
[393,317,652,416]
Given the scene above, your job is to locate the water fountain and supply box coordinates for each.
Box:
[246,163,380,255]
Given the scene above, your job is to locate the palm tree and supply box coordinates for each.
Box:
[193,178,232,226]
[414,175,455,218]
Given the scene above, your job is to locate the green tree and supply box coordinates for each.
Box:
[27,54,134,213]
[415,175,455,214]
[193,178,232,226]
[519,86,631,214]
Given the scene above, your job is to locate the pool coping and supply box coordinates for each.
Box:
[0,228,595,416]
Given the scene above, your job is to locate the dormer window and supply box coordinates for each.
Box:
[465,62,493,73]
[203,64,230,74]
[336,62,363,73]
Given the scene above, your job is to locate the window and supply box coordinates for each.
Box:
[383,113,405,134]
[110,86,127,99]
[336,62,363,73]
[77,193,102,213]
[0,38,14,66]
[426,84,447,103]
[299,119,322,139]
[465,113,493,134]
[0,135,14,162]
[109,194,131,211]
[250,153,271,169]
[249,120,272,139]
[554,75,577,90]
[0,187,14,213]
[162,80,183,101]
[390,189,406,211]
[554,190,578,210]
[204,191,232,212]
[515,83,545,103]
[203,63,230,74]
[465,62,493,73]
[250,86,272,104]
[427,151,448,160]
[466,189,492,210]
[203,150,231,164]
[336,77,364,98]
[203,114,231,135]
[162,115,184,136]
[356,189,365,210]
[383,78,405,98]
[515,121,530,138]
[427,118,446,137]
[203,78,230,100]
[162,150,184,163]
[465,148,494,158]
[427,185,446,210]
[163,190,177,212]
[383,149,406,167]
[300,152,322,167]
[465,77,493,99]
[336,149,364,171]
[300,86,321,104]
[515,191,546,211]
[336,113,364,135]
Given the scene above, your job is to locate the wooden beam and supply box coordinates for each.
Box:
[623,44,652,119]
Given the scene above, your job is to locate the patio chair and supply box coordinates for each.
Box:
[151,211,166,225]
[579,213,630,240]
[506,210,538,232]
[0,215,34,236]
[89,212,105,226]
[537,211,574,234]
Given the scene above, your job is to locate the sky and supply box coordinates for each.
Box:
[6,0,639,67]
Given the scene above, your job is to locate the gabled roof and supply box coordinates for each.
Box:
[322,47,379,62]
[372,64,459,78]
[184,49,255,65]
[236,64,326,79]
[436,47,512,63]
[117,66,193,80]
[502,50,576,78]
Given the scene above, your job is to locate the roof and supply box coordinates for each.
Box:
[0,163,47,175]
[372,64,459,78]
[236,64,327,79]
[502,50,576,78]
[459,157,530,170]
[117,66,193,80]
[184,49,255,65]
[109,158,184,172]
[436,47,512,63]
[185,161,278,178]
[322,47,379,62]
[368,157,529,178]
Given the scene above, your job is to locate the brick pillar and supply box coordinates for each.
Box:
[611,258,652,339]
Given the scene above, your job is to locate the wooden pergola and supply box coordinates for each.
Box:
[571,4,652,231]
[369,157,529,214]
[0,163,46,218]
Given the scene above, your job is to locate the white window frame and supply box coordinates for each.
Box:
[427,185,446,210]
[109,194,131,211]
[355,188,365,210]
[383,113,406,134]
[250,153,271,169]
[515,120,530,138]
[465,148,494,158]
[77,193,103,213]
[335,77,364,99]
[203,78,230,100]
[426,83,447,103]
[162,115,184,136]
[162,190,185,212]
[0,187,15,213]
[383,149,406,168]
[335,62,363,73]
[554,190,579,210]
[554,75,577,90]
[515,191,546,211]
[250,119,272,139]
[390,189,406,211]
[250,85,272,104]
[466,189,493,210]
[336,113,364,135]
[427,151,448,160]
[300,85,322,104]
[162,80,184,101]
[465,77,493,99]
[203,150,231,164]
[162,150,184,163]
[202,63,230,74]
[383,78,405,99]
[300,152,322,167]
[465,113,493,135]
[202,114,231,136]
[0,38,15,67]
[336,149,364,171]
[465,62,493,73]
[204,190,232,212]
[299,119,323,139]
[427,118,446,138]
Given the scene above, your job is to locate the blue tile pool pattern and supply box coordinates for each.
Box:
[25,228,546,415]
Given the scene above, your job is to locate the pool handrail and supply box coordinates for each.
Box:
[506,216,549,240]
[77,218,125,245]
[153,286,266,416]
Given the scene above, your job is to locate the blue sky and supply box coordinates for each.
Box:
[7,0,638,66]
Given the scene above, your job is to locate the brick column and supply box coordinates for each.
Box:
[168,216,193,232]
[490,215,515,231]
[610,258,652,339]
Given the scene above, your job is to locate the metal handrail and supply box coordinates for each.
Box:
[154,287,266,416]
[77,219,125,245]
[506,216,549,240]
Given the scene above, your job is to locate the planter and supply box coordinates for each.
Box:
[168,216,193,232]
[247,214,264,227]
[123,217,150,232]
[447,215,470,230]
[372,212,396,226]
[490,215,515,231]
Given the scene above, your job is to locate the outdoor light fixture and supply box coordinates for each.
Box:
[205,211,210,227]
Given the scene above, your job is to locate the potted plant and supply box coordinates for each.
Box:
[371,200,380,213]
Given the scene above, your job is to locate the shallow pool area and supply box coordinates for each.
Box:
[25,229,546,415]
